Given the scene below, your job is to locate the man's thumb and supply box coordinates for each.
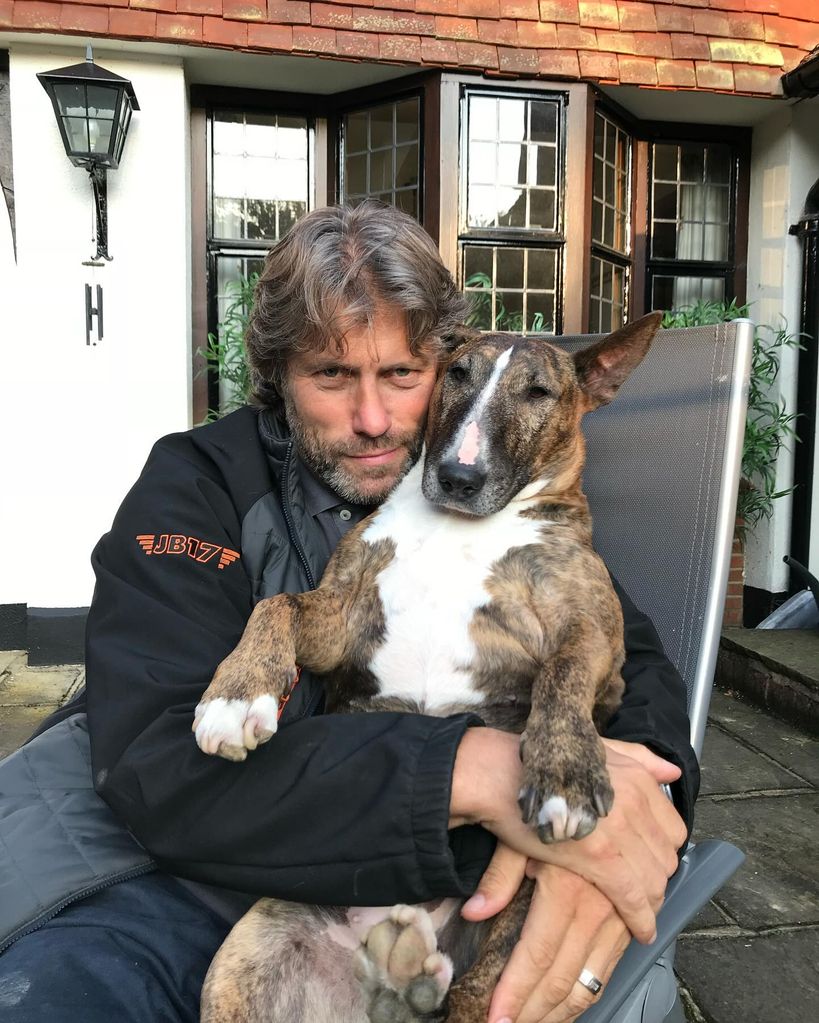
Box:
[461,845,527,921]
[604,738,682,783]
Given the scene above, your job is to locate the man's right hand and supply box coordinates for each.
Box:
[450,728,686,944]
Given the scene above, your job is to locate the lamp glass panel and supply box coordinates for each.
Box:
[89,118,113,156]
[115,102,132,163]
[86,85,117,121]
[62,116,90,154]
[54,82,86,119]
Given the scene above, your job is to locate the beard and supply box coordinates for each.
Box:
[284,394,424,506]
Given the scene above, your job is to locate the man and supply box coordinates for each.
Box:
[0,202,696,1023]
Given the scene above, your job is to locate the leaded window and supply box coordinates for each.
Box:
[207,108,313,412]
[461,90,563,334]
[648,141,735,312]
[341,97,421,219]
[589,110,631,332]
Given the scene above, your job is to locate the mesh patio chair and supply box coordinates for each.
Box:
[551,319,753,1022]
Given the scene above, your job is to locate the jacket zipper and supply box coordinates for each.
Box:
[0,861,155,955]
[280,440,317,591]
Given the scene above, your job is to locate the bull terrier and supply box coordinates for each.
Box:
[193,312,663,1023]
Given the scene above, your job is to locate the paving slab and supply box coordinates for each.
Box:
[698,725,806,796]
[694,792,819,928]
[0,664,82,707]
[710,688,819,787]
[675,928,819,1023]
[683,898,735,933]
[0,649,25,675]
[0,704,57,759]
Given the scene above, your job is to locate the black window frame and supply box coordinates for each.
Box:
[642,122,750,313]
[458,84,568,335]
[589,103,634,333]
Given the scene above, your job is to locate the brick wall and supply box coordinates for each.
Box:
[724,530,745,628]
[2,1,817,97]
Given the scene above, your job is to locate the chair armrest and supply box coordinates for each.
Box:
[578,840,745,1022]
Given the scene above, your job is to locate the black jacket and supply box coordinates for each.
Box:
[81,406,698,907]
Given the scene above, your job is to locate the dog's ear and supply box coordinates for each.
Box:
[574,312,663,410]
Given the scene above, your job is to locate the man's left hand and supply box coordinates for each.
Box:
[461,739,687,1021]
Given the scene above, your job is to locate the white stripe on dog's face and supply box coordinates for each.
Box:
[446,346,514,467]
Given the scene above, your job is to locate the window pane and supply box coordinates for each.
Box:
[653,144,677,182]
[345,153,367,196]
[395,98,419,144]
[370,148,393,192]
[530,102,557,144]
[345,112,367,153]
[370,105,393,148]
[462,244,558,334]
[651,275,725,311]
[466,93,561,231]
[394,189,418,218]
[395,144,419,189]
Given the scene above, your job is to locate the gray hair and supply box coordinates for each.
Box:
[245,201,471,410]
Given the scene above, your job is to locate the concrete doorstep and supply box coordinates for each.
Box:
[1,655,818,1023]
[718,628,819,736]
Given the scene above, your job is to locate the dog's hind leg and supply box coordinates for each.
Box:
[444,880,533,1023]
[355,905,454,1023]
[201,900,369,1023]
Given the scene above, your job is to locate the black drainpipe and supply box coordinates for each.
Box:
[782,53,819,589]
[788,178,819,584]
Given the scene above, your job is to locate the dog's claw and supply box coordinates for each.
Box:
[593,789,610,819]
[518,785,538,821]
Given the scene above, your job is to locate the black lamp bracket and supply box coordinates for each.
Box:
[88,163,111,262]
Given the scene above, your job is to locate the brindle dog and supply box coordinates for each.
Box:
[193,313,663,1023]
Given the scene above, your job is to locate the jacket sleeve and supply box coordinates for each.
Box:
[603,577,701,840]
[86,435,483,906]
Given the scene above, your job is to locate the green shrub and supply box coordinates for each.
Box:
[662,299,801,535]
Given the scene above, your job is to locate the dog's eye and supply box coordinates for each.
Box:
[528,385,553,400]
[449,364,468,383]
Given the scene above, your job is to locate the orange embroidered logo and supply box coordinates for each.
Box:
[136,535,240,570]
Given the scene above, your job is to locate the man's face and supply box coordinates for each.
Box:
[283,302,438,505]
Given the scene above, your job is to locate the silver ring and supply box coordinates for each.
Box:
[577,968,603,995]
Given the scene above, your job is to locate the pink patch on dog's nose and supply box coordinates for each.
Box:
[458,421,480,465]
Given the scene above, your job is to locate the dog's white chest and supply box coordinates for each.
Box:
[361,463,543,711]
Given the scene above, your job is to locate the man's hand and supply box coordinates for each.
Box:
[463,846,629,1023]
[451,730,687,944]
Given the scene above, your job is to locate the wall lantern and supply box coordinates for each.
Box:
[37,47,139,261]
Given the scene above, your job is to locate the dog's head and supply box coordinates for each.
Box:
[422,312,662,516]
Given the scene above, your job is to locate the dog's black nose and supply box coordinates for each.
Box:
[437,462,487,500]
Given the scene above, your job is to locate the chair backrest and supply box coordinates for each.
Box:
[553,321,752,758]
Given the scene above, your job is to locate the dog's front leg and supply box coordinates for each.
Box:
[194,587,346,761]
[518,623,618,843]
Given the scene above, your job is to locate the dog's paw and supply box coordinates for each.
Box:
[193,695,279,761]
[518,751,614,843]
[355,905,452,1023]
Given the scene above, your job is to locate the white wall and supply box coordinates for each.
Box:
[744,97,819,591]
[0,46,191,608]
